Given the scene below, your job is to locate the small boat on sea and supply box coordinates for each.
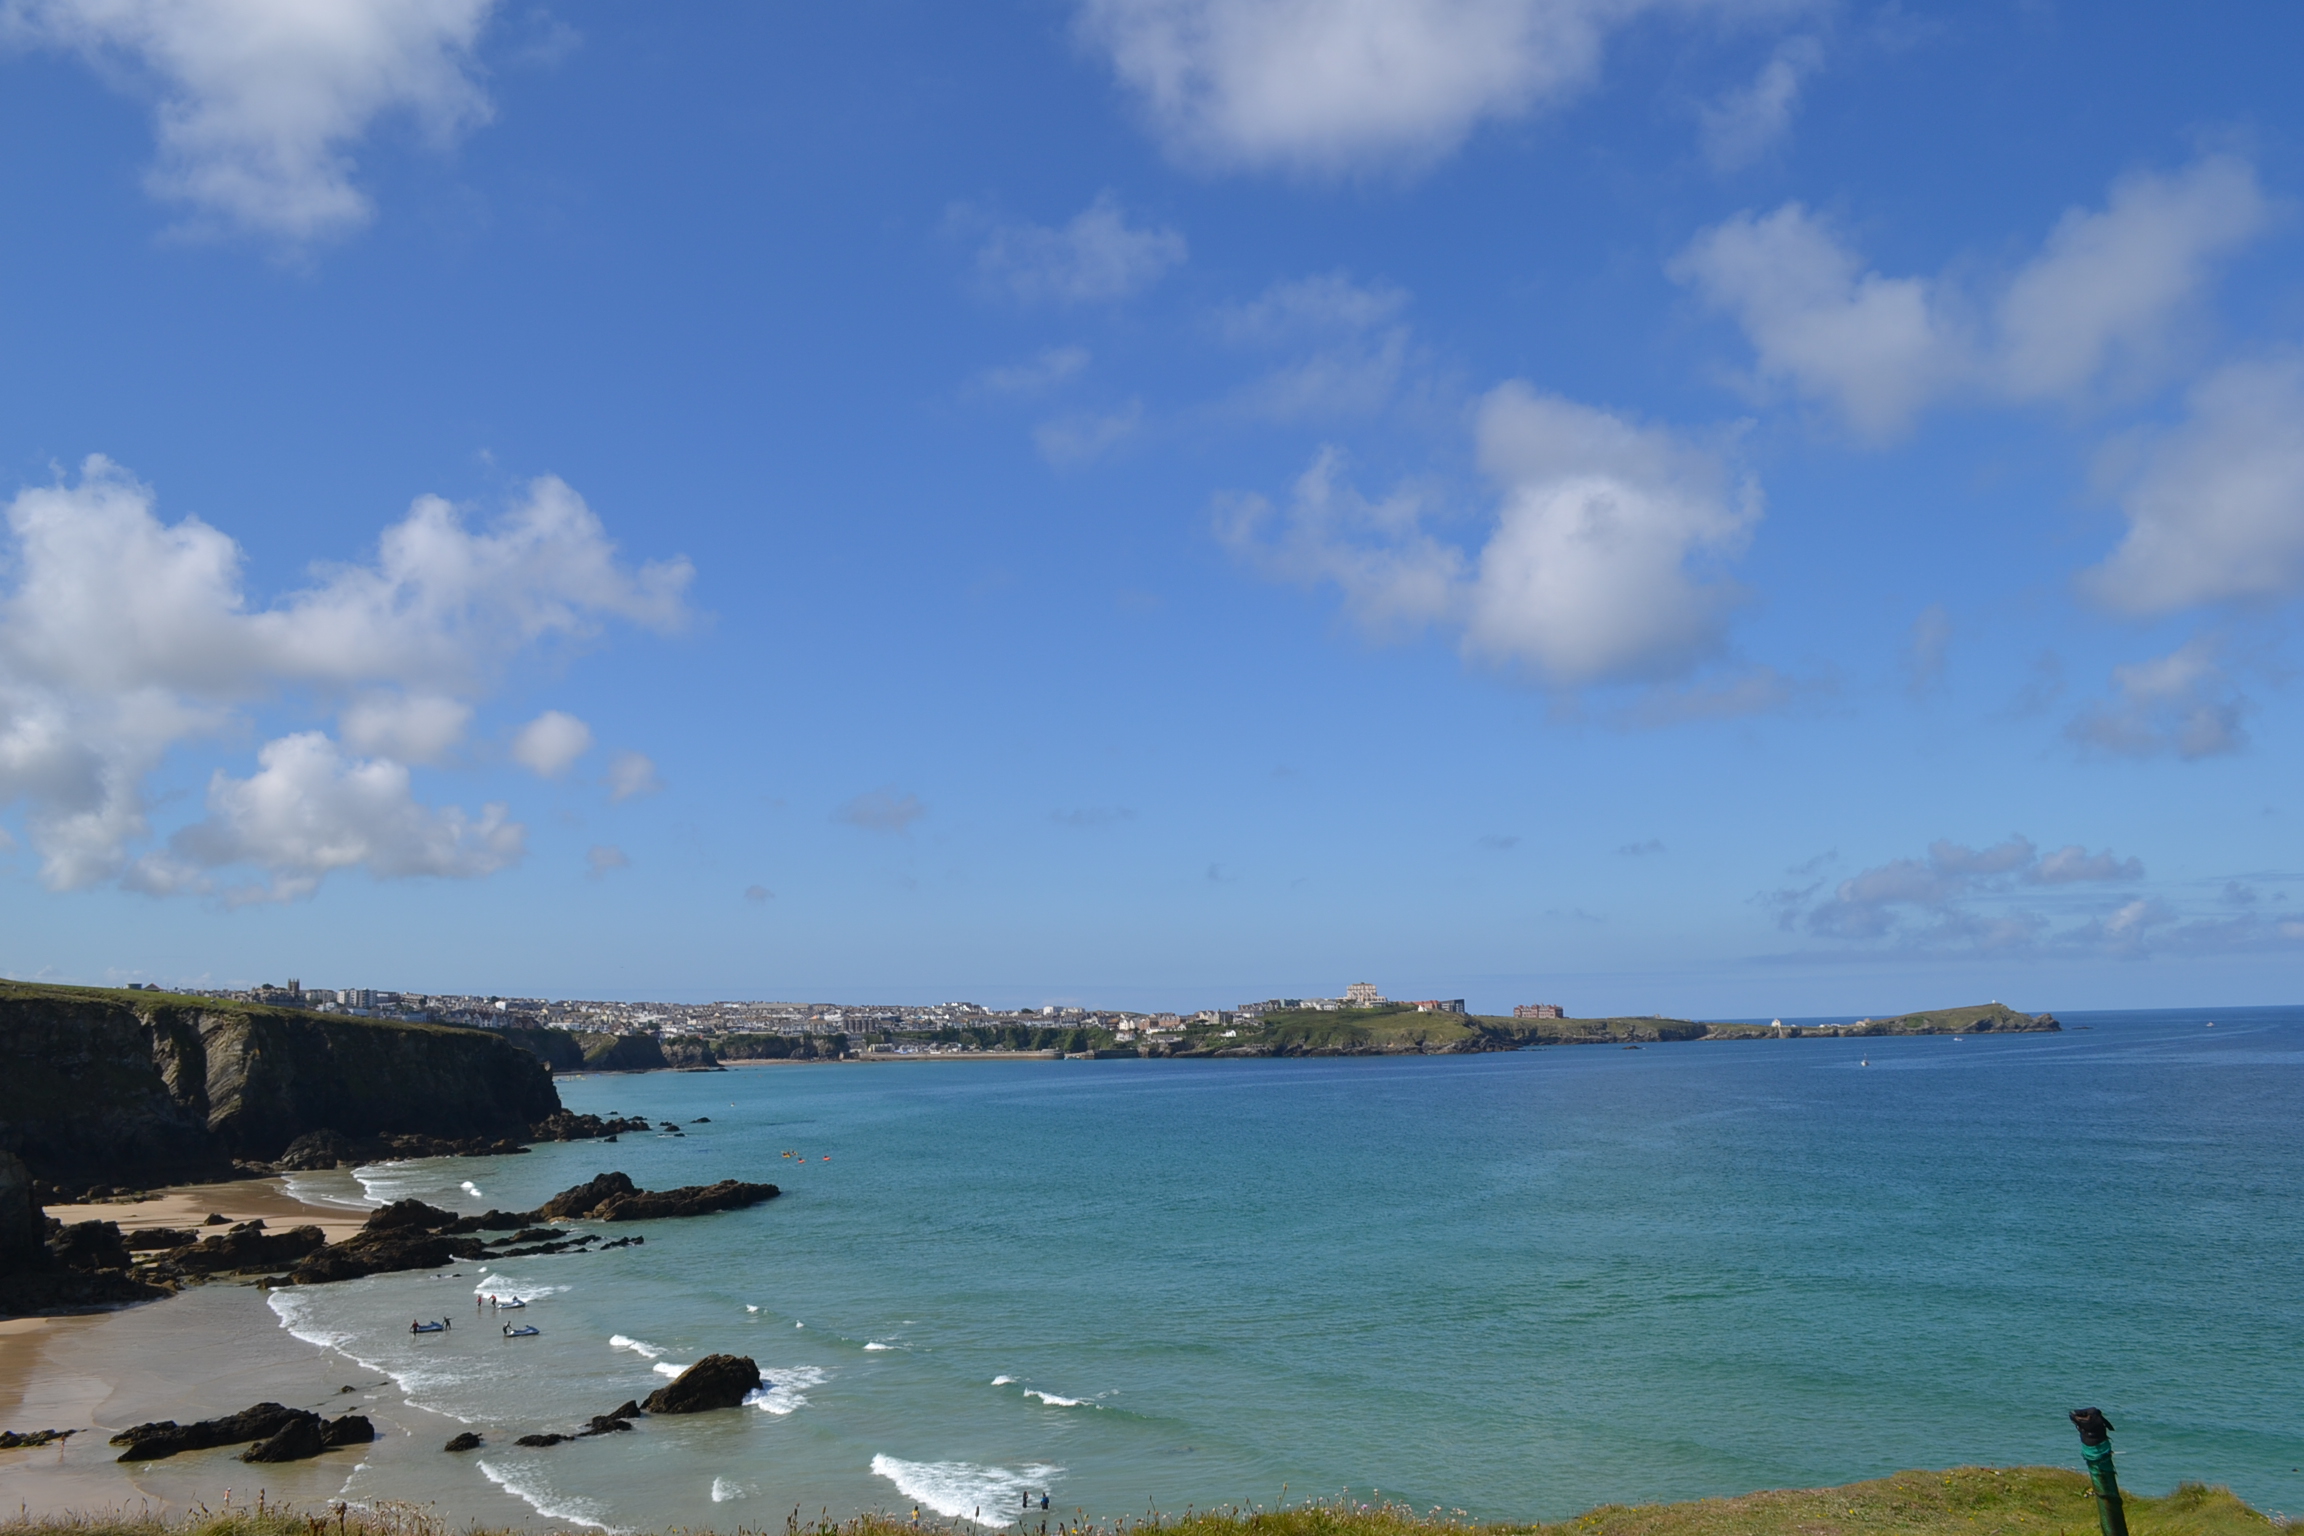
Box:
[498,1297,527,1309]
[411,1321,445,1334]
[504,1325,540,1338]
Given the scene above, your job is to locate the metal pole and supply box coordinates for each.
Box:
[2070,1408,2129,1536]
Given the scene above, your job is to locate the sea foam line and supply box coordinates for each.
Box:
[746,1365,828,1416]
[870,1455,1060,1526]
[475,1457,618,1532]
[609,1334,664,1359]
[1022,1390,1091,1407]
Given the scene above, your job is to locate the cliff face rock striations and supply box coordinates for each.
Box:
[0,981,561,1192]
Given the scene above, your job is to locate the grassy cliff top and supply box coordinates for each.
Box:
[0,977,476,1040]
[0,1467,2276,1536]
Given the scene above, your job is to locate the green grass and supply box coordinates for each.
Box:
[0,1469,2282,1536]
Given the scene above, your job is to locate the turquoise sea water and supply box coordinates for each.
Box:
[270,1008,2304,1531]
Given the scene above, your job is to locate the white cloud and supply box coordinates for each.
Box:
[2082,357,2304,614]
[1699,34,1820,171]
[1996,157,2268,401]
[1673,156,2272,439]
[1798,832,2145,948]
[2066,636,2247,760]
[339,691,470,763]
[0,456,688,891]
[1221,384,1759,690]
[510,709,592,777]
[835,787,925,833]
[4,0,499,244]
[1034,401,1144,465]
[976,193,1186,304]
[1078,0,1760,175]
[1671,203,1965,441]
[584,842,628,878]
[1465,384,1758,683]
[604,750,660,801]
[137,731,523,903]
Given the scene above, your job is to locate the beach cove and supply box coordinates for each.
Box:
[4,1007,2299,1531]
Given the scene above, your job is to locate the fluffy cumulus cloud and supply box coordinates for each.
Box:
[2081,357,2304,615]
[2,0,499,243]
[132,731,522,903]
[0,456,690,895]
[1673,156,2270,440]
[604,750,661,801]
[1223,383,1759,692]
[511,709,593,777]
[1793,833,2150,951]
[976,192,1187,304]
[1078,0,1792,175]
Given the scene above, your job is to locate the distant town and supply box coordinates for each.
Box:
[130,978,1572,1056]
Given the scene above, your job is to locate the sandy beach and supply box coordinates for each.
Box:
[3,1178,540,1528]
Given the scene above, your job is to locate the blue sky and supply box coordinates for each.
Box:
[1,0,2301,1016]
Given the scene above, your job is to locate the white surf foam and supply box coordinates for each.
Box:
[990,1375,1015,1386]
[745,1365,827,1415]
[609,1335,664,1359]
[476,1274,567,1302]
[1023,1390,1090,1407]
[870,1455,1060,1526]
[279,1172,383,1211]
[653,1361,689,1377]
[864,1341,893,1351]
[712,1478,752,1503]
[476,1457,618,1531]
[267,1289,355,1350]
[745,1304,759,1313]
[461,1181,484,1198]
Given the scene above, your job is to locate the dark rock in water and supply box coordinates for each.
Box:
[528,1111,653,1143]
[607,1400,641,1420]
[598,1235,643,1249]
[692,1117,711,1123]
[515,1432,571,1447]
[241,1413,327,1462]
[204,1213,228,1225]
[581,1415,633,1435]
[0,1153,42,1270]
[506,1227,559,1243]
[229,1218,266,1233]
[444,1431,483,1452]
[641,1354,761,1414]
[542,1172,779,1223]
[0,1428,74,1448]
[322,1414,375,1447]
[114,1402,307,1462]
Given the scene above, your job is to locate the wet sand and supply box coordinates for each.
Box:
[45,1179,372,1244]
[2,1179,542,1527]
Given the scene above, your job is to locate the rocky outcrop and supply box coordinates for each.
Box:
[444,1431,483,1452]
[529,1111,654,1143]
[284,1200,560,1285]
[642,1354,761,1413]
[0,1208,170,1316]
[113,1402,304,1461]
[0,1153,39,1269]
[540,1172,778,1222]
[153,1222,327,1277]
[0,982,561,1193]
[0,1428,74,1449]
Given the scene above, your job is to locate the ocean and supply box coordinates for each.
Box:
[264,1007,2304,1531]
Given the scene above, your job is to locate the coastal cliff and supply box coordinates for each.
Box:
[0,981,561,1190]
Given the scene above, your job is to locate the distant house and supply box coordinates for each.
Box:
[1344,982,1384,1006]
[1514,1003,1565,1019]
[1411,999,1467,1014]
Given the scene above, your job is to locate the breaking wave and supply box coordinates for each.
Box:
[869,1455,1060,1526]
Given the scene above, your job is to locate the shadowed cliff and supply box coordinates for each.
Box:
[0,981,561,1189]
